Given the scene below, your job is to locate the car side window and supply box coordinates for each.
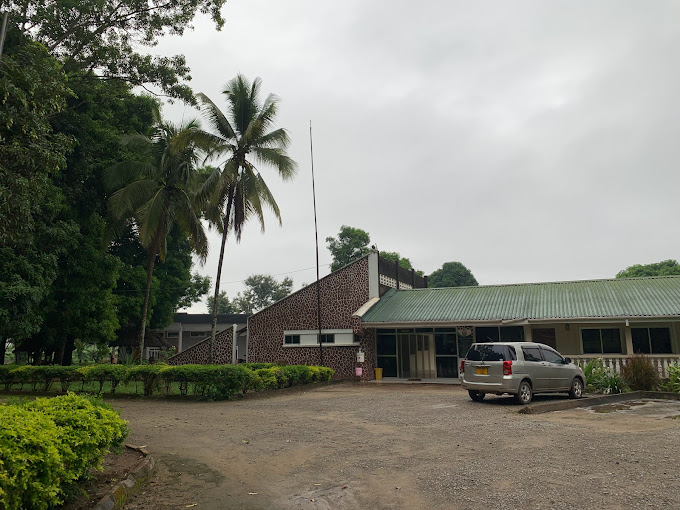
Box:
[540,348,564,364]
[522,346,542,362]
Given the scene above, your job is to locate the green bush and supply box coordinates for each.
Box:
[254,368,279,390]
[0,394,128,510]
[9,366,40,391]
[621,353,660,391]
[0,405,63,510]
[584,359,626,394]
[83,364,128,395]
[664,363,680,392]
[160,364,200,395]
[242,362,277,370]
[127,363,167,396]
[25,394,128,480]
[0,362,334,399]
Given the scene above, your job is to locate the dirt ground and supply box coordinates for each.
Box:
[107,383,680,510]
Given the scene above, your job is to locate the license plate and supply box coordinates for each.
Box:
[476,367,488,375]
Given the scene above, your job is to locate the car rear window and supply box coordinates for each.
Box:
[466,344,517,362]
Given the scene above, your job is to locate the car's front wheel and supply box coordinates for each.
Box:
[514,380,533,405]
[569,378,584,399]
[468,390,486,402]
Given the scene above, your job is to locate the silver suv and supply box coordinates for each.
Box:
[459,342,585,405]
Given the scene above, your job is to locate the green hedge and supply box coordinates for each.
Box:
[0,393,128,510]
[0,363,335,400]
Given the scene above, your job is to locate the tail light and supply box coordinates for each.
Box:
[503,360,512,376]
[460,360,465,373]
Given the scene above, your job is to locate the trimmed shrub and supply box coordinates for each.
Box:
[160,364,200,395]
[254,368,279,390]
[9,366,40,391]
[622,353,660,391]
[0,405,63,510]
[0,363,333,399]
[83,364,128,395]
[0,394,128,510]
[25,394,128,481]
[242,362,277,370]
[127,363,167,396]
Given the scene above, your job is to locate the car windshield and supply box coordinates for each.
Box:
[466,344,517,362]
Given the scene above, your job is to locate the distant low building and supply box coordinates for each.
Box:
[155,312,249,356]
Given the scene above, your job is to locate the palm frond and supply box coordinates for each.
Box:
[252,147,298,180]
[108,179,160,219]
[254,128,291,149]
[102,161,159,192]
[175,190,209,262]
[198,92,237,141]
[137,187,171,249]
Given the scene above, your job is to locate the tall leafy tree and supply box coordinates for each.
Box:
[196,75,297,363]
[326,226,371,271]
[206,291,238,314]
[5,0,227,102]
[428,262,478,288]
[104,119,210,358]
[0,29,75,363]
[233,274,293,313]
[616,260,680,278]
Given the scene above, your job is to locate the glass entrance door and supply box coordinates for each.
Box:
[397,333,435,378]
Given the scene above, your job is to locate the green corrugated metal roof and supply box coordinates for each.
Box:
[361,276,680,324]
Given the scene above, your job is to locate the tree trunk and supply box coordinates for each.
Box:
[0,336,5,365]
[53,339,66,365]
[62,338,75,366]
[209,192,234,364]
[139,238,159,362]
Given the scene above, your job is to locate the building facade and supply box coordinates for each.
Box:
[170,253,680,379]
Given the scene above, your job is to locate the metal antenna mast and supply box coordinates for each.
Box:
[310,121,324,366]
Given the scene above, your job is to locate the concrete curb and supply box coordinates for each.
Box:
[92,445,156,510]
[519,390,680,414]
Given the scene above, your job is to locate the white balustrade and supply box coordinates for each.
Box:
[571,354,680,378]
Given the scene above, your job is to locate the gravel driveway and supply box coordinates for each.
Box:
[111,382,680,510]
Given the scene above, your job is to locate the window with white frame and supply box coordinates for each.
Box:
[284,334,301,345]
[319,334,335,344]
[581,328,622,354]
[282,329,355,346]
[631,327,672,354]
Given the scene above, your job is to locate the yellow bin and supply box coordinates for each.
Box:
[374,367,383,381]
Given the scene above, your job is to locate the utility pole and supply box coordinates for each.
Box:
[310,121,324,366]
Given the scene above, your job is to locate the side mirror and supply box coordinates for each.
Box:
[564,357,572,364]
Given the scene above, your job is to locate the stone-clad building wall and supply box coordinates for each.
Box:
[169,256,378,379]
[167,329,232,365]
[248,257,375,379]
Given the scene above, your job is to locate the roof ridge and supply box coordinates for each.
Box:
[406,274,680,291]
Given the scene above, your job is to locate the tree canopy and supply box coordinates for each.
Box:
[326,226,371,271]
[206,274,293,314]
[0,1,224,364]
[615,260,680,279]
[428,262,478,288]
[5,0,227,102]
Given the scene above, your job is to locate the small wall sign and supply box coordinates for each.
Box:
[456,326,473,337]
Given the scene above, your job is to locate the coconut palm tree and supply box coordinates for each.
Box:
[197,75,297,363]
[104,118,211,359]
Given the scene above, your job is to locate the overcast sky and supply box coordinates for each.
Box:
[153,0,680,313]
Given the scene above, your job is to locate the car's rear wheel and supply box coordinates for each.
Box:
[514,380,533,405]
[468,390,486,402]
[569,378,584,399]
